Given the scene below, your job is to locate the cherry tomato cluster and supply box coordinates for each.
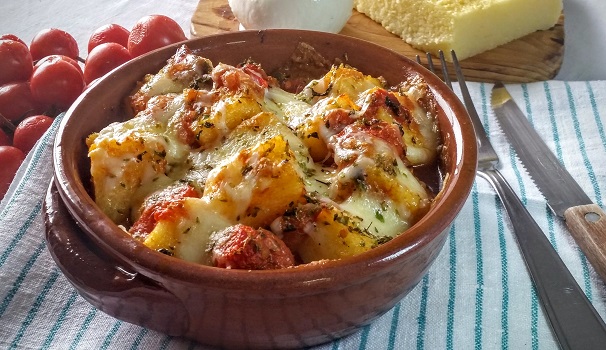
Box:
[0,14,188,199]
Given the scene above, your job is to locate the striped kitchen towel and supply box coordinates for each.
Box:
[1,80,605,349]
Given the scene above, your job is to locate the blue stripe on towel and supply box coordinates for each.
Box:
[69,307,98,350]
[531,284,539,350]
[585,82,606,226]
[543,82,563,162]
[565,82,602,204]
[0,240,46,317]
[496,195,509,350]
[42,290,79,348]
[130,327,149,350]
[522,84,533,124]
[586,82,606,153]
[472,184,484,348]
[388,301,401,349]
[159,336,174,350]
[359,323,370,349]
[416,274,430,349]
[586,82,606,212]
[100,320,123,350]
[9,269,59,348]
[446,224,457,350]
[0,200,42,268]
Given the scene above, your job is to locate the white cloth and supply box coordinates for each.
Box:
[2,81,606,350]
[1,1,606,349]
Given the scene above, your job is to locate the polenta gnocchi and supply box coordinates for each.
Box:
[87,44,442,269]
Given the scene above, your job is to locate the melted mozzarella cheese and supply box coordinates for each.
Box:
[339,191,408,238]
[89,49,441,265]
[143,198,232,264]
[88,93,193,224]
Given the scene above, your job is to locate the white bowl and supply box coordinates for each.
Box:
[228,0,354,33]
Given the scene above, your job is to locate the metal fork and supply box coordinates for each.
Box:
[419,50,606,350]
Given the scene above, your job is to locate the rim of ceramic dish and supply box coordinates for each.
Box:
[52,29,477,290]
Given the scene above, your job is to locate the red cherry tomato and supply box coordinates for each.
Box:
[211,224,295,270]
[13,115,54,154]
[30,55,84,111]
[0,145,25,198]
[0,34,27,46]
[0,39,33,85]
[128,15,187,58]
[83,42,132,84]
[30,28,79,61]
[129,184,199,238]
[88,24,130,53]
[0,82,44,123]
[0,129,10,146]
[35,54,83,76]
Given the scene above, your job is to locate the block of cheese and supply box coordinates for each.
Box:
[353,0,563,60]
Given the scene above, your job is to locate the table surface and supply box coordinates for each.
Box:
[1,0,605,81]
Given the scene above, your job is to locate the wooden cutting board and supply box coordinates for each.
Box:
[190,0,564,83]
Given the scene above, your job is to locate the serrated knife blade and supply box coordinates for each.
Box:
[491,82,606,282]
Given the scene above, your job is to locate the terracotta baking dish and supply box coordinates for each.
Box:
[44,29,477,349]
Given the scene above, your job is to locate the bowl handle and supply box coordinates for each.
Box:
[44,182,189,336]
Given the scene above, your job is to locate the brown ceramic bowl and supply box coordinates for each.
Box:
[45,29,476,349]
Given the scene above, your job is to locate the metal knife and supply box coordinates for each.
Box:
[491,82,606,282]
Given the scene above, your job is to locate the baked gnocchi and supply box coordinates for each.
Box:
[87,44,442,269]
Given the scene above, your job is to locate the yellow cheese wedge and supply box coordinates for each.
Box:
[354,0,563,60]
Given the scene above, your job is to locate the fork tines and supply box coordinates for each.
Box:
[416,50,467,90]
[418,50,480,123]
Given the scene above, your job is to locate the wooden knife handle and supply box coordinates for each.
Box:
[564,203,606,282]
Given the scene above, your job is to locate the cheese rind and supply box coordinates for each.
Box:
[354,0,563,60]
